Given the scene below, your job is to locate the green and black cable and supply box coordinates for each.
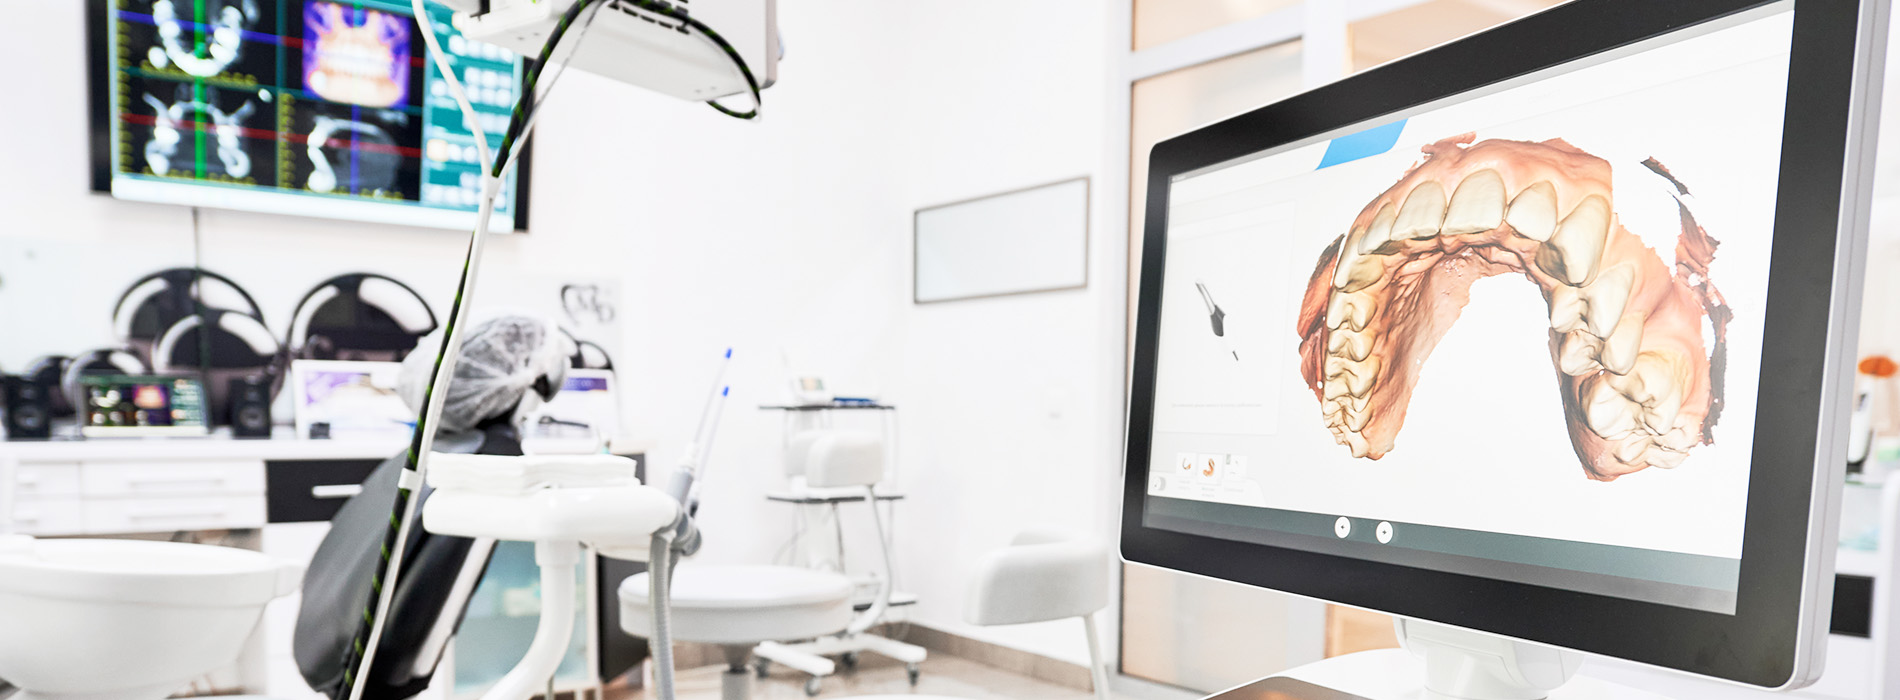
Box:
[335,1,761,696]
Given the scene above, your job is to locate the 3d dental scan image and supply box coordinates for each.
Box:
[1294,135,1730,481]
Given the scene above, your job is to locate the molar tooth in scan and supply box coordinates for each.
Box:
[149,0,259,78]
[1292,135,1732,481]
[141,87,257,179]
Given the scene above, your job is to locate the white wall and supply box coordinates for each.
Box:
[889,0,1116,665]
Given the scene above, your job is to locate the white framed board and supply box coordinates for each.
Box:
[913,177,1090,304]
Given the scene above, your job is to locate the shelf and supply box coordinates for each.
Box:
[4,428,406,462]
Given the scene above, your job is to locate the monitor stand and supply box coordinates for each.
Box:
[1206,618,1675,700]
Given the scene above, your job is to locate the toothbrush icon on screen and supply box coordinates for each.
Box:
[1195,281,1239,361]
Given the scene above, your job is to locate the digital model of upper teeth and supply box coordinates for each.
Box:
[1293,135,1731,480]
[304,2,412,109]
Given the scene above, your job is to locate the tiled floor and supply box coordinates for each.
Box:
[648,654,1130,699]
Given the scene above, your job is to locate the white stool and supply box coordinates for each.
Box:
[621,565,855,699]
[619,431,897,699]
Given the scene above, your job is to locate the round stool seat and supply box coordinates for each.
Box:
[619,564,854,645]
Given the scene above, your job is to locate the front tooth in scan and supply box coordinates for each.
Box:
[1326,291,1375,331]
[1441,170,1506,236]
[1506,181,1559,241]
[1393,181,1448,240]
[1535,195,1611,286]
[1359,203,1398,255]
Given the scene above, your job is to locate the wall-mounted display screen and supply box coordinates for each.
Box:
[88,0,531,231]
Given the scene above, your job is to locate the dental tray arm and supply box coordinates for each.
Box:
[421,453,685,700]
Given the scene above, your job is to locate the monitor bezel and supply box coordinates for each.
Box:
[84,0,533,233]
[1121,0,1883,688]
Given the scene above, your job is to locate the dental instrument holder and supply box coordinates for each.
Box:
[420,453,684,700]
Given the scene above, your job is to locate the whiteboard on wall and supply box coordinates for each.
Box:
[913,177,1090,304]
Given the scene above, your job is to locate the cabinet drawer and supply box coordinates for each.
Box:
[82,461,266,497]
[10,497,86,536]
[265,458,384,524]
[84,496,266,534]
[14,462,81,497]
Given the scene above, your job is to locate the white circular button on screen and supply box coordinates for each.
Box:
[1334,517,1351,538]
[1376,521,1394,544]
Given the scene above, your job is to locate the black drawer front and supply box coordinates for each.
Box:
[1832,574,1873,638]
[266,458,384,523]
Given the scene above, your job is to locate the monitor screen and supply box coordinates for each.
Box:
[88,0,530,231]
[1124,0,1887,684]
[79,374,210,437]
[1141,5,1798,616]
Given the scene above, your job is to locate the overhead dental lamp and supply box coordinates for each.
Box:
[436,0,777,100]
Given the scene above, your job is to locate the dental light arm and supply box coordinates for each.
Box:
[343,4,770,700]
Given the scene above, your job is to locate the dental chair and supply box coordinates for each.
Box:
[857,528,1113,700]
[617,430,893,699]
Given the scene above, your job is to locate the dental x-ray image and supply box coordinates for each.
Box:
[124,0,277,83]
[302,1,413,108]
[129,81,276,186]
[291,104,421,199]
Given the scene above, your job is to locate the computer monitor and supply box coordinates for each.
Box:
[1121,0,1885,691]
[86,0,532,231]
[79,374,210,437]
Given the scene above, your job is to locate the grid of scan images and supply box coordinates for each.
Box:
[107,0,522,213]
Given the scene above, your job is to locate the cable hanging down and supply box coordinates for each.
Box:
[339,3,762,700]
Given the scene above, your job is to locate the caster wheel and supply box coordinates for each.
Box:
[804,676,823,696]
[907,663,922,686]
[755,659,771,678]
[840,651,860,670]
